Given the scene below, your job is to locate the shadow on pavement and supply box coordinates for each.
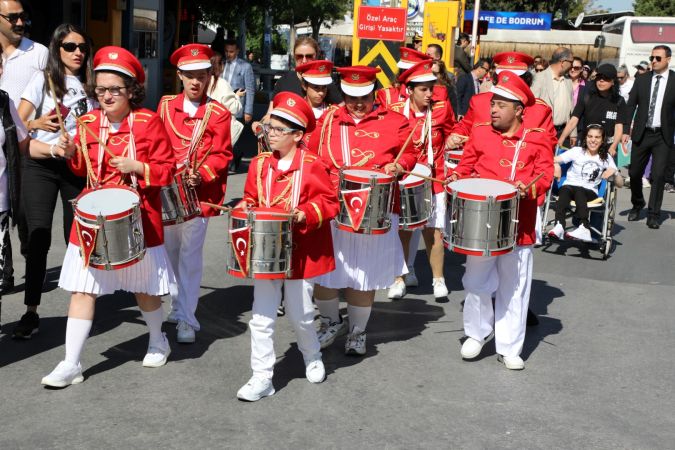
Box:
[522,278,564,360]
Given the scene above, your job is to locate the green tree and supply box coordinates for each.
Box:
[633,0,675,16]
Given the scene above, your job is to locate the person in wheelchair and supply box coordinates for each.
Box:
[549,124,617,242]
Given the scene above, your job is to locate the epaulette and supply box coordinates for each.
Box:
[79,113,96,123]
[209,101,227,113]
[256,152,272,160]
[473,121,491,128]
[527,127,545,133]
[134,111,153,122]
[160,94,178,103]
[303,153,318,163]
[389,100,405,111]
[534,98,548,106]
[432,102,446,110]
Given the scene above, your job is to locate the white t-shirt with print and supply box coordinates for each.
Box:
[0,101,28,212]
[558,146,617,194]
[21,72,96,145]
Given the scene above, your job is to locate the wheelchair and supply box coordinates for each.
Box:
[540,159,618,260]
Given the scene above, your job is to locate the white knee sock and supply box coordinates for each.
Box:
[347,304,371,333]
[315,297,340,323]
[64,318,92,365]
[141,307,164,345]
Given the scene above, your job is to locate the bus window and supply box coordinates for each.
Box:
[630,23,675,44]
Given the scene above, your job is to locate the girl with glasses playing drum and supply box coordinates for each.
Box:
[307,66,417,357]
[42,47,176,388]
[235,92,339,401]
[386,60,456,301]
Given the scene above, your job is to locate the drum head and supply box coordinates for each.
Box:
[400,163,432,186]
[343,168,393,184]
[449,178,517,199]
[78,187,140,216]
[446,150,463,158]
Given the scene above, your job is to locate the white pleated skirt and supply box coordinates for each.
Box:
[314,214,407,291]
[58,243,175,296]
[427,192,447,229]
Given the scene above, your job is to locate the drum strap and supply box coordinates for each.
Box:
[99,112,138,188]
[340,123,351,166]
[261,151,303,209]
[404,99,434,167]
[509,130,530,181]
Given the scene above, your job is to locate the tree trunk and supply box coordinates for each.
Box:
[311,17,322,41]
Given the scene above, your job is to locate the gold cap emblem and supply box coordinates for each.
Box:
[351,73,360,81]
[502,75,510,82]
[507,56,515,63]
[109,52,118,60]
[287,98,296,107]
[191,48,199,56]
[318,64,326,72]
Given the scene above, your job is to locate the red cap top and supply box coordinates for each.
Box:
[336,66,381,96]
[493,52,534,75]
[270,92,316,132]
[170,44,213,71]
[296,60,334,86]
[490,71,535,107]
[398,60,437,84]
[398,47,432,69]
[94,46,145,84]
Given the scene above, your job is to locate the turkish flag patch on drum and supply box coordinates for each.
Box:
[229,226,252,277]
[75,219,99,268]
[342,187,370,231]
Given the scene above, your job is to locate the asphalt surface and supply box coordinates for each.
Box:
[1,154,674,449]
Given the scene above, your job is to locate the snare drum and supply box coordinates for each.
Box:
[445,150,463,170]
[399,163,433,230]
[160,171,201,225]
[336,167,394,234]
[444,178,519,256]
[227,207,293,279]
[73,185,146,270]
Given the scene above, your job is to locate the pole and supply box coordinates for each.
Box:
[469,0,480,61]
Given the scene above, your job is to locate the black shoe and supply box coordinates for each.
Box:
[646,216,660,229]
[0,277,14,295]
[527,308,539,327]
[627,208,642,221]
[12,311,40,339]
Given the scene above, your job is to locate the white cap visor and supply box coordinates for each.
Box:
[302,75,333,86]
[95,64,135,79]
[270,109,305,128]
[408,74,438,83]
[490,85,520,102]
[495,68,526,75]
[397,61,414,69]
[179,61,212,71]
[341,82,375,97]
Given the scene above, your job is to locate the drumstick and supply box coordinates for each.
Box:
[401,170,448,185]
[393,120,421,167]
[75,115,117,158]
[193,147,212,172]
[202,202,231,213]
[46,73,67,137]
[524,172,545,191]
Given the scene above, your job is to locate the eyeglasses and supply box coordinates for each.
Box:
[94,86,127,96]
[294,53,316,61]
[649,55,663,62]
[617,76,626,80]
[60,42,89,53]
[263,123,300,135]
[0,11,29,25]
[571,66,583,71]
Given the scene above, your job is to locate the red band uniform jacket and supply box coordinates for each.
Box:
[306,106,417,214]
[158,94,233,217]
[452,122,554,246]
[242,149,339,279]
[68,109,176,247]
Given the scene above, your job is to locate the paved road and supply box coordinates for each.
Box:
[1,164,673,449]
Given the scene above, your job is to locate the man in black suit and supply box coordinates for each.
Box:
[623,45,675,229]
[456,58,490,116]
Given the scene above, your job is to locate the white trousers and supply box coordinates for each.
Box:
[462,246,533,358]
[164,217,209,330]
[250,279,321,379]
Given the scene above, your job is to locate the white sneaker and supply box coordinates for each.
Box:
[237,376,275,401]
[317,316,347,349]
[166,307,179,324]
[498,354,525,370]
[388,279,406,299]
[41,361,84,388]
[176,320,196,344]
[432,277,449,298]
[565,224,593,242]
[405,267,419,287]
[305,355,326,383]
[142,333,171,368]
[642,177,651,187]
[460,331,494,359]
[345,326,367,356]
[548,222,565,240]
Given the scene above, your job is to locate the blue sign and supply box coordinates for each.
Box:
[464,11,552,31]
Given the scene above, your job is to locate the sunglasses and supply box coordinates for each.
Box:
[649,55,664,62]
[60,42,89,53]
[571,66,583,70]
[294,53,316,60]
[595,75,612,82]
[617,76,626,80]
[0,11,29,25]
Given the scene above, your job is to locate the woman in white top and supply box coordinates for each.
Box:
[207,50,243,145]
[12,23,96,339]
[549,124,617,242]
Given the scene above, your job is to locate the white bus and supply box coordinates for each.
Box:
[601,16,675,71]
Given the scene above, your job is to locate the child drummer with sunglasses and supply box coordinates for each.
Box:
[157,44,232,344]
[234,92,338,401]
